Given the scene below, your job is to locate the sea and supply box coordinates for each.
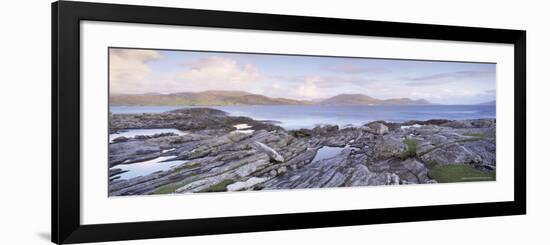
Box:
[110,105,496,130]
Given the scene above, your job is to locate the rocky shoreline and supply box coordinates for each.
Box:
[108,108,496,196]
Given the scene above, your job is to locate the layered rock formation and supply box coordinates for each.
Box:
[108,108,496,196]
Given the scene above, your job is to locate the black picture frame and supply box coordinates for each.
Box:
[52,1,526,244]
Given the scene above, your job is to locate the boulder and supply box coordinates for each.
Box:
[252,141,285,162]
[461,139,496,172]
[108,168,129,177]
[424,134,448,145]
[112,136,129,143]
[366,122,389,135]
[372,136,406,160]
[312,124,339,136]
[291,128,312,138]
[420,143,482,165]
[397,158,430,183]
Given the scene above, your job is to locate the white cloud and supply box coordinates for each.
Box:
[110,53,262,94]
[109,49,160,93]
[325,62,387,74]
[295,76,323,99]
[177,56,261,91]
[108,50,494,104]
[356,80,494,104]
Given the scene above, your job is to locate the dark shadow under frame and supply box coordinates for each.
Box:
[52,1,526,244]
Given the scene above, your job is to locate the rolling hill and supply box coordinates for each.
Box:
[319,94,432,106]
[110,90,433,106]
[110,90,311,106]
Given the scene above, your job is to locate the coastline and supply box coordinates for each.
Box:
[108,108,496,196]
[110,104,496,130]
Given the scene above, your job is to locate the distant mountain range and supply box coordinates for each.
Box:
[318,94,431,106]
[110,90,434,106]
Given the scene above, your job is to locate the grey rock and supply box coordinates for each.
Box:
[261,148,353,189]
[252,141,285,162]
[372,136,406,160]
[366,157,431,184]
[420,141,489,166]
[396,158,430,184]
[366,122,389,135]
[110,108,281,133]
[277,166,288,174]
[112,136,129,143]
[312,124,339,136]
[109,168,128,177]
[108,107,496,196]
[402,119,452,126]
[442,119,495,129]
[290,128,313,138]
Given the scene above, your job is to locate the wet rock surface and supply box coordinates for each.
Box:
[108,108,496,196]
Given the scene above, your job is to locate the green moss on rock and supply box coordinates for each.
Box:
[428,164,495,183]
[200,179,235,192]
[400,138,418,159]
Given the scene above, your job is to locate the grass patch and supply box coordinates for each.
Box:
[456,137,484,143]
[428,164,495,183]
[423,160,438,169]
[401,138,418,159]
[174,162,200,172]
[153,183,179,194]
[200,179,235,193]
[153,172,200,194]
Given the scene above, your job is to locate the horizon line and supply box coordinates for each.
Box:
[109,89,495,106]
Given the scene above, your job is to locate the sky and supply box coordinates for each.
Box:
[109,48,496,105]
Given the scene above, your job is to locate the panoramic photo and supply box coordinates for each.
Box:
[108,48,497,196]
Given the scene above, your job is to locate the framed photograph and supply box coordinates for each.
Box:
[52,1,526,244]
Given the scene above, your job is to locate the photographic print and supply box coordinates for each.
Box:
[108,48,497,196]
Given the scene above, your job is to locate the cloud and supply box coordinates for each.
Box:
[260,74,381,100]
[110,53,262,94]
[258,74,378,100]
[316,76,376,88]
[296,76,323,99]
[177,56,261,91]
[325,62,387,74]
[354,79,495,104]
[268,74,375,88]
[404,70,494,86]
[109,49,161,93]
[108,49,495,104]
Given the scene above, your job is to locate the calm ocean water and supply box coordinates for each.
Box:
[110,105,496,130]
